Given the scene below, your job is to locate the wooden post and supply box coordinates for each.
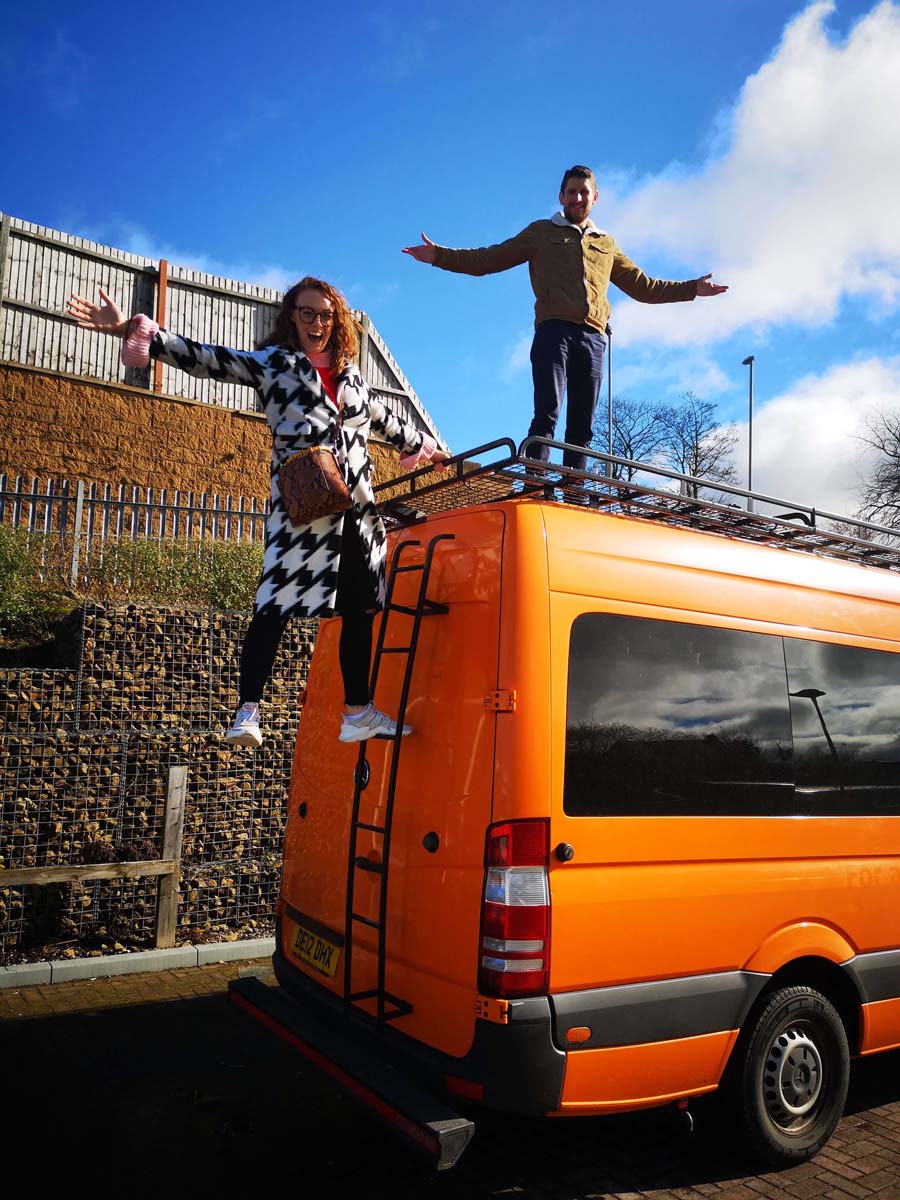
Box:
[0,213,10,312]
[155,764,187,949]
[0,213,10,352]
[153,258,168,394]
[358,312,370,386]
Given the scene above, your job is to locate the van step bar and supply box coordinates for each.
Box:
[343,532,455,1022]
[229,975,475,1171]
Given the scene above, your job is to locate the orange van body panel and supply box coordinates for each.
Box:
[860,997,900,1055]
[280,509,506,1058]
[493,505,554,822]
[547,844,900,992]
[542,506,900,642]
[740,922,857,975]
[539,515,900,998]
[278,494,900,1115]
[554,1029,738,1114]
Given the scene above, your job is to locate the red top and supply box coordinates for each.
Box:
[316,365,338,404]
[306,352,338,406]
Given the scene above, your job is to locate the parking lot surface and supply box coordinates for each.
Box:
[3,957,899,1199]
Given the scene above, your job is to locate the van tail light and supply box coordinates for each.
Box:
[477,819,550,998]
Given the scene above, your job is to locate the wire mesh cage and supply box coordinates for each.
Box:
[0,606,308,964]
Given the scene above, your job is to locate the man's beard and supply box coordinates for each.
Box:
[564,203,588,224]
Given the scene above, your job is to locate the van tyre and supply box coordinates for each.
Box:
[737,986,849,1167]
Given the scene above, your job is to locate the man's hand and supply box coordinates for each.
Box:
[695,273,728,297]
[402,233,437,264]
[67,286,129,334]
[430,449,451,472]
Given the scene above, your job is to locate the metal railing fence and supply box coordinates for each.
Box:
[0,473,269,589]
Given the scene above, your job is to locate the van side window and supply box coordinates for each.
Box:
[785,638,900,815]
[564,614,793,816]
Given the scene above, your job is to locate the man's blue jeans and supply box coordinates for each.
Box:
[527,319,607,472]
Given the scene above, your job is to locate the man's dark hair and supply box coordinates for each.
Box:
[560,165,596,192]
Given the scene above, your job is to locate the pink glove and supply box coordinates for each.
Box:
[398,433,438,470]
[121,314,160,367]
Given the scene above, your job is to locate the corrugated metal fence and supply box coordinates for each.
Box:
[0,212,443,441]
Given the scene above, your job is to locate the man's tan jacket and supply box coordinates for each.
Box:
[432,213,698,333]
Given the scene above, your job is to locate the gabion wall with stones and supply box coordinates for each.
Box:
[0,603,316,965]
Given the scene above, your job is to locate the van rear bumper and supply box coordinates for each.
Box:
[229,970,474,1170]
[229,945,566,1166]
[272,947,566,1113]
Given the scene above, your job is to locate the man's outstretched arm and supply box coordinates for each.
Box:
[611,246,728,304]
[695,273,728,297]
[402,227,534,277]
[402,233,437,264]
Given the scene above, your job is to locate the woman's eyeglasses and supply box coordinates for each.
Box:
[295,306,335,326]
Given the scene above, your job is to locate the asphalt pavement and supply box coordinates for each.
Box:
[3,957,899,1199]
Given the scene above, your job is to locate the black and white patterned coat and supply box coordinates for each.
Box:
[149,330,427,618]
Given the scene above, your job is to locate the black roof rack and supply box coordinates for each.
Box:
[375,436,900,574]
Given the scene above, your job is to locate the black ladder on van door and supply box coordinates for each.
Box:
[343,532,455,1023]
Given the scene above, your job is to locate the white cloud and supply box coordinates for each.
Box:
[601,1,900,347]
[346,280,400,311]
[500,331,534,381]
[38,31,91,114]
[207,101,283,166]
[496,332,732,400]
[613,346,732,400]
[732,355,900,517]
[365,12,441,81]
[80,219,296,294]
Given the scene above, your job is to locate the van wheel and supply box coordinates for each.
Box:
[738,985,849,1166]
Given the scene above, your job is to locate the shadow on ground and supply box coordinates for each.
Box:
[5,985,899,1199]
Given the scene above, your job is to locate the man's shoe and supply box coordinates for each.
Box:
[339,704,412,743]
[226,702,263,748]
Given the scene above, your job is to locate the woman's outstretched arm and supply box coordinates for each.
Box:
[68,287,130,334]
[67,288,269,386]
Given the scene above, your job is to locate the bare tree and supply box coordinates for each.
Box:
[857,407,900,529]
[591,396,670,480]
[657,392,739,497]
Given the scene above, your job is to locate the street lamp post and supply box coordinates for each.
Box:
[606,322,613,458]
[789,688,843,790]
[742,355,754,512]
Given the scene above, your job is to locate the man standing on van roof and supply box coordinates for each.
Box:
[403,165,728,473]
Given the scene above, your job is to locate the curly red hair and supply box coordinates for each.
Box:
[258,276,360,373]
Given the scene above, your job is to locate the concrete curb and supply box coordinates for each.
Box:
[0,937,275,988]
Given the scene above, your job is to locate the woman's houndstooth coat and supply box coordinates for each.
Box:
[150,331,427,618]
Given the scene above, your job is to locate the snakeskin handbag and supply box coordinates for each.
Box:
[277,446,352,525]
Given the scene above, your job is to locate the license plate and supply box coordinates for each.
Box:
[292,921,341,978]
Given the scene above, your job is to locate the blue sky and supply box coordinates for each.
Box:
[3,0,899,518]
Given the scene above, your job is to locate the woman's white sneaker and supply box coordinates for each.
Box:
[339,704,412,742]
[227,702,263,748]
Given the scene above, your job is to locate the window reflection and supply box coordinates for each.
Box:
[564,615,793,816]
[785,639,900,815]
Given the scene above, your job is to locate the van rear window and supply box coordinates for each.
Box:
[564,614,900,817]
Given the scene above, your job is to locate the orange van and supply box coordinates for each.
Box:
[231,437,900,1171]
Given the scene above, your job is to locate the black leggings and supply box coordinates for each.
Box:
[239,514,376,707]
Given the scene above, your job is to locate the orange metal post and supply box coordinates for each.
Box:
[154,259,168,393]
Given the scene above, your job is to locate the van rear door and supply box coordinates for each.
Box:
[280,507,506,1058]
